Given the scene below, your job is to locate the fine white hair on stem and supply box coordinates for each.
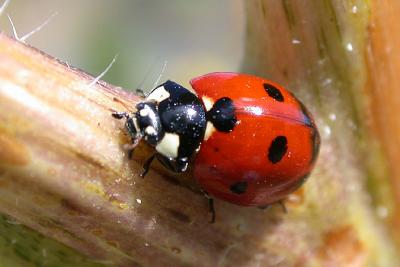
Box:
[136,57,160,91]
[7,14,19,40]
[0,0,11,17]
[20,12,58,42]
[7,12,58,43]
[88,54,118,87]
[152,60,168,89]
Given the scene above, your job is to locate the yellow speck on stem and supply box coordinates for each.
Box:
[82,181,129,210]
[82,181,106,197]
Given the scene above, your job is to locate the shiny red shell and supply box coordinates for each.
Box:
[190,72,320,206]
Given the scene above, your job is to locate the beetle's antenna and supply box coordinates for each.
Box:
[0,0,11,17]
[89,54,118,87]
[152,60,168,89]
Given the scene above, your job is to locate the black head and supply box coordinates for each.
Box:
[135,102,164,146]
[133,81,207,172]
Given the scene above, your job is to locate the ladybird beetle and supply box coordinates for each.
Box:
[113,72,320,221]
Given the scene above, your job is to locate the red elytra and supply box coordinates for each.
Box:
[190,72,320,206]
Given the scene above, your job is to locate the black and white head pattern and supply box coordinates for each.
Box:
[141,81,207,162]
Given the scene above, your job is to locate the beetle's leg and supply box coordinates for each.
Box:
[112,111,137,138]
[153,154,189,174]
[111,111,130,120]
[258,201,287,213]
[122,137,141,159]
[128,148,135,159]
[257,205,272,211]
[278,200,287,214]
[208,198,216,223]
[140,153,156,178]
[202,191,216,223]
[208,197,215,223]
[125,116,138,137]
[257,200,287,213]
[128,136,140,159]
[113,111,142,160]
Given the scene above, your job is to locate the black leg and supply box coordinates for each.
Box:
[111,111,129,120]
[201,190,216,223]
[279,200,287,214]
[125,117,139,138]
[258,200,287,213]
[114,112,141,160]
[155,154,188,173]
[121,138,141,160]
[128,146,135,160]
[257,205,272,211]
[208,198,216,223]
[140,154,156,178]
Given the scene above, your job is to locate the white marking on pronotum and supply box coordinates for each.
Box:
[139,108,149,117]
[88,54,118,87]
[204,121,216,141]
[155,132,179,158]
[202,96,214,111]
[0,0,11,17]
[146,86,170,102]
[145,126,156,135]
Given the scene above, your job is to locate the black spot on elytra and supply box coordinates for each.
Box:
[263,83,284,102]
[213,147,220,152]
[268,136,288,164]
[230,181,248,194]
[207,97,237,132]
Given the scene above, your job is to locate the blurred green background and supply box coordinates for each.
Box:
[0,0,244,90]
